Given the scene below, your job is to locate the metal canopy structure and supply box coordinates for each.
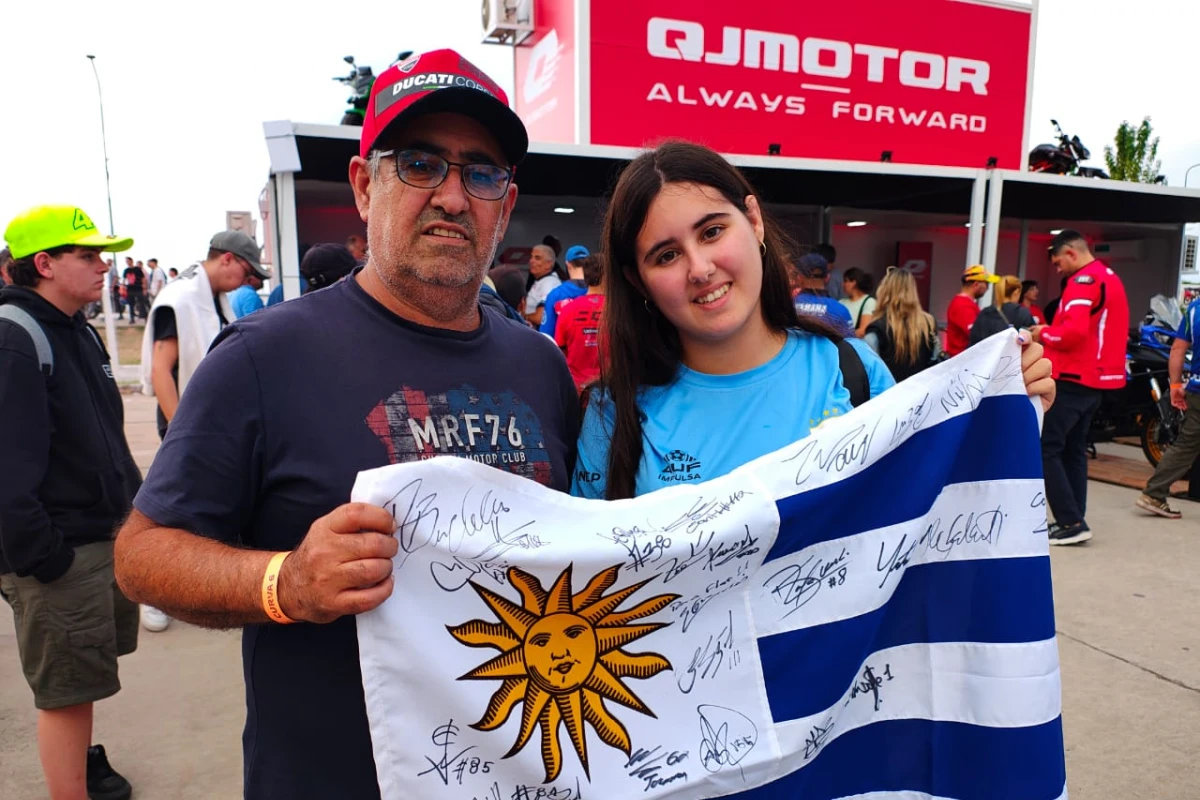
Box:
[262,121,1200,305]
[980,170,1200,277]
[997,171,1200,224]
[263,121,988,298]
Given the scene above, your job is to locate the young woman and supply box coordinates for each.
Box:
[863,268,942,382]
[571,141,1055,500]
[840,267,876,336]
[970,275,1037,347]
[1020,279,1045,324]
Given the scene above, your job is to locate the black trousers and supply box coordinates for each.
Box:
[126,289,146,321]
[1041,381,1102,525]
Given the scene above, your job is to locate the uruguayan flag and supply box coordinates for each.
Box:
[354,330,1066,800]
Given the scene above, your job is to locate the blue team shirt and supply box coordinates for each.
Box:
[230,285,264,318]
[795,292,853,329]
[539,280,587,335]
[1176,298,1199,394]
[571,331,895,498]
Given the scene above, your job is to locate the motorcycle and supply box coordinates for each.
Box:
[1088,296,1191,466]
[334,52,413,126]
[1028,119,1110,179]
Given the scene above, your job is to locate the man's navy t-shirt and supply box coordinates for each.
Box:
[133,273,580,799]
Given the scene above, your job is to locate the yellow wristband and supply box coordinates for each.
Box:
[261,552,294,624]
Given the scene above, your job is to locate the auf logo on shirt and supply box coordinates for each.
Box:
[659,449,702,483]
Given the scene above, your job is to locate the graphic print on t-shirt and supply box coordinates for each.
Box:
[658,449,702,484]
[366,384,552,484]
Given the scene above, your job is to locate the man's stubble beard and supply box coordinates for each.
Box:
[372,215,506,321]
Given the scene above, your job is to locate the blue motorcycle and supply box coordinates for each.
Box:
[1090,296,1192,465]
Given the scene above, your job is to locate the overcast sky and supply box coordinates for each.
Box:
[2,0,1198,270]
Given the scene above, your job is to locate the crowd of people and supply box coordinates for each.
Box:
[0,44,1195,800]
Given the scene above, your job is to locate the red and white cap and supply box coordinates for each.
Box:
[360,49,528,166]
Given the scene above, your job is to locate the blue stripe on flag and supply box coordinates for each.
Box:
[759,557,1055,722]
[727,717,1066,800]
[767,394,1041,563]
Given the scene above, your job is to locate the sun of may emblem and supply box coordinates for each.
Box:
[448,564,679,782]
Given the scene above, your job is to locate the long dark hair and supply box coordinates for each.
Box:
[598,140,840,500]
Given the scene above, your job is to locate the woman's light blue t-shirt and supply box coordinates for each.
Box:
[571,331,895,499]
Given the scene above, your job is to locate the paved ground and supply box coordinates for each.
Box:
[1,393,1197,799]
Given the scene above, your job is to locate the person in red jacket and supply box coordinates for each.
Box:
[1032,230,1129,545]
[945,264,998,356]
[555,254,606,391]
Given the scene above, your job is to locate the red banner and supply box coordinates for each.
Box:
[589,0,1032,169]
[895,241,934,310]
[515,0,577,144]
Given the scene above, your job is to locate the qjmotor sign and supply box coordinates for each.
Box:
[515,0,577,144]
[589,0,1032,169]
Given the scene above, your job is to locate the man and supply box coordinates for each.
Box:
[539,244,590,335]
[791,253,853,329]
[345,234,368,265]
[0,246,11,285]
[523,243,562,327]
[167,267,179,281]
[0,205,140,800]
[141,230,267,441]
[1032,230,1129,544]
[146,257,167,303]
[121,256,146,323]
[555,254,606,390]
[945,264,998,356]
[135,230,268,632]
[489,264,529,319]
[1136,295,1200,518]
[113,49,578,799]
[817,243,843,300]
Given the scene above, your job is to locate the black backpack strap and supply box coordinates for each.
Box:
[835,338,870,408]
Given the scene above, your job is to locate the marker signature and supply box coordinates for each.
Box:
[697,705,758,776]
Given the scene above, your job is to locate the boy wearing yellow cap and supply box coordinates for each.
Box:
[0,205,139,800]
[945,264,1000,357]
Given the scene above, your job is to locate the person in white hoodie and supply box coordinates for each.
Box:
[137,229,268,631]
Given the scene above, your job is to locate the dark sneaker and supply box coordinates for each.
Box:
[1048,521,1092,546]
[1135,493,1182,519]
[87,744,132,800]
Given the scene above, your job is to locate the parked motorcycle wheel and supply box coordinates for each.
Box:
[1140,410,1180,467]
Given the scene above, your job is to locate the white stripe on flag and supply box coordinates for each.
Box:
[755,479,1048,636]
[774,638,1063,764]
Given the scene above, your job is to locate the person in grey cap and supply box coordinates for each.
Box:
[132,229,268,631]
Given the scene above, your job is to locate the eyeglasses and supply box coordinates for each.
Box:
[233,256,256,280]
[375,149,513,201]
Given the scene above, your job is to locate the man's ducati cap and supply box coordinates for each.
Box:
[360,49,528,166]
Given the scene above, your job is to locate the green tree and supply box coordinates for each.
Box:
[1103,117,1164,183]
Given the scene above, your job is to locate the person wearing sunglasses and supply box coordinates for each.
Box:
[114,50,578,799]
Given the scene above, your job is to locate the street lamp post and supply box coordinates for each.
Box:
[86,55,115,235]
[86,54,121,363]
[1185,163,1200,188]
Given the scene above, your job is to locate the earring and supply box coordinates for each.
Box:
[759,240,767,257]
[644,298,652,313]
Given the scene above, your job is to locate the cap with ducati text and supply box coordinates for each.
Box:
[4,205,133,260]
[962,264,1000,284]
[210,230,269,280]
[360,49,528,166]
